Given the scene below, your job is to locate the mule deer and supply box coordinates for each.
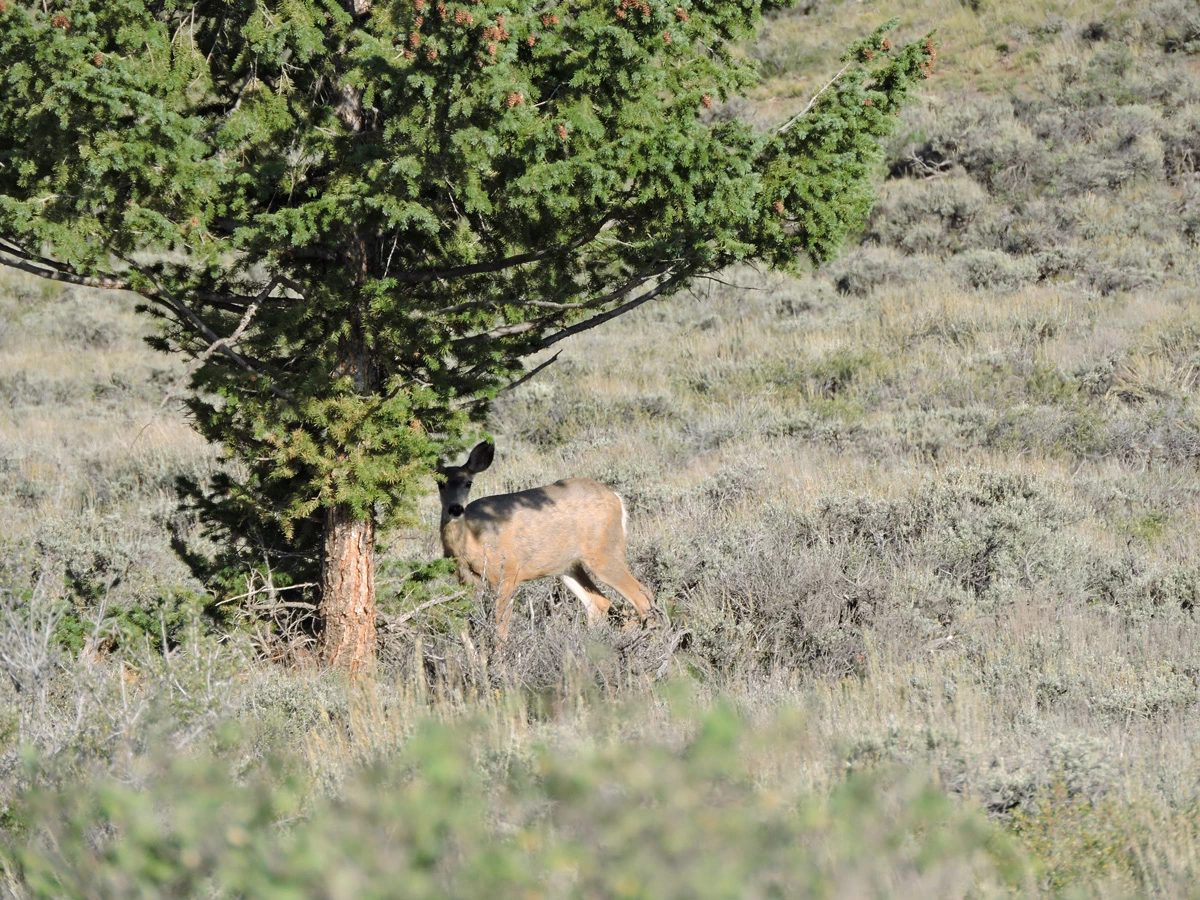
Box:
[437,441,656,642]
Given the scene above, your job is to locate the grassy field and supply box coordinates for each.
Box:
[5,0,1200,895]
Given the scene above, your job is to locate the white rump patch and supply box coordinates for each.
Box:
[562,574,604,622]
[560,574,590,605]
[616,493,629,537]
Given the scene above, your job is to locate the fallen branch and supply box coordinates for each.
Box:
[379,592,469,629]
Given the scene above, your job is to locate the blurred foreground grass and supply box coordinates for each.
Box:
[3,687,1031,899]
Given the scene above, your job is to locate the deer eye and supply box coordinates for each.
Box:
[465,480,473,488]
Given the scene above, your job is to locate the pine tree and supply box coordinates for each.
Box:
[0,0,933,669]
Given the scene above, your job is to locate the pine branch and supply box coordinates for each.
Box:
[0,248,131,291]
[0,236,98,275]
[497,350,561,394]
[451,263,670,347]
[119,259,297,402]
[426,290,583,317]
[131,289,269,447]
[0,238,304,311]
[308,215,614,286]
[538,269,688,349]
[0,241,294,399]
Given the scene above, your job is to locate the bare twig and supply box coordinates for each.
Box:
[453,350,564,411]
[498,351,561,394]
[131,280,276,446]
[776,63,851,135]
[453,263,673,348]
[0,250,130,291]
[214,580,318,606]
[379,592,469,630]
[119,259,297,402]
[654,628,692,680]
[0,243,289,311]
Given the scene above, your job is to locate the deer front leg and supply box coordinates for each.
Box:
[454,559,483,591]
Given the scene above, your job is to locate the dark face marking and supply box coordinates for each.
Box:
[438,466,474,519]
[437,441,493,521]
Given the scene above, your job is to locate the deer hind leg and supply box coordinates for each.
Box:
[494,575,520,644]
[589,557,655,626]
[562,565,611,627]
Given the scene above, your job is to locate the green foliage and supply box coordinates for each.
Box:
[2,703,1028,899]
[0,0,933,609]
[1008,780,1178,894]
[170,467,325,623]
[53,587,210,658]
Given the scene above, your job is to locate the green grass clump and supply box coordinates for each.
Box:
[1010,781,1200,895]
[3,701,1029,900]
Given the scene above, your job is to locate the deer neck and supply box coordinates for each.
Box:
[440,515,469,559]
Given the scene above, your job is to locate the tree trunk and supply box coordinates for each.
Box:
[318,503,376,672]
[316,288,381,671]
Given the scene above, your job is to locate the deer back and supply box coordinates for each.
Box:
[442,478,626,584]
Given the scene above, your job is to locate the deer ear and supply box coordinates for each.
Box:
[466,441,495,473]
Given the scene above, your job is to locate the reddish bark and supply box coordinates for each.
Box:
[318,504,376,672]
